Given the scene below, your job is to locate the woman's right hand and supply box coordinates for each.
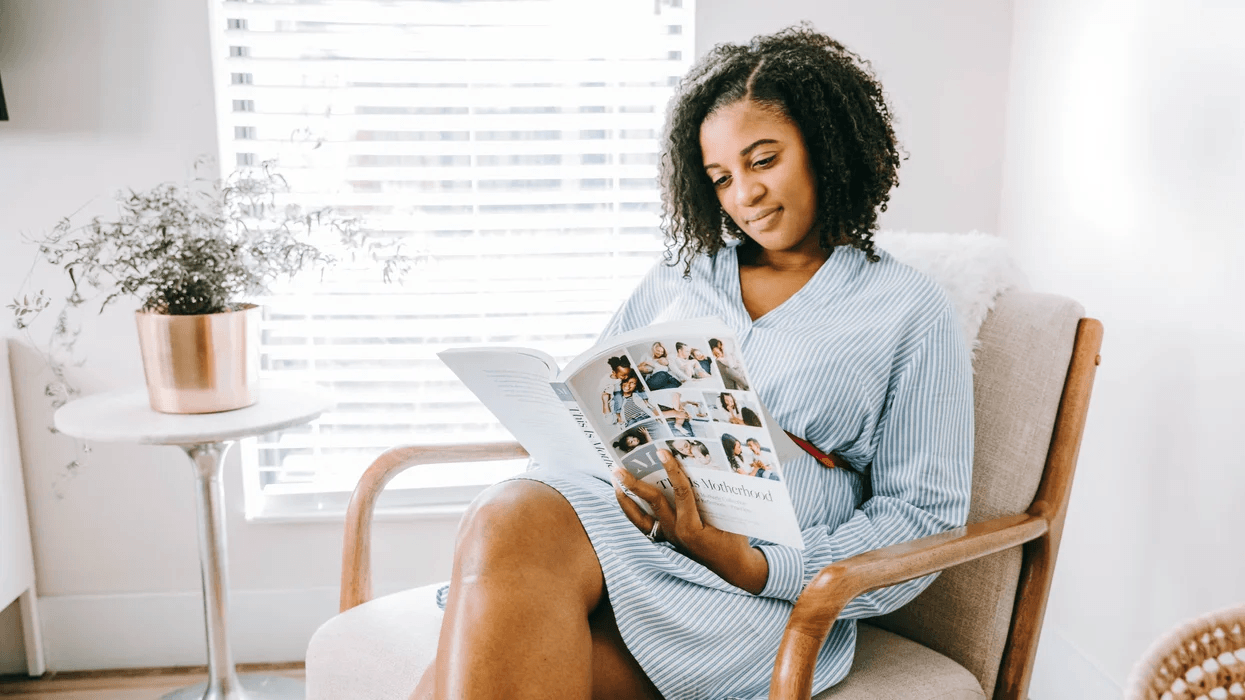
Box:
[611,452,769,594]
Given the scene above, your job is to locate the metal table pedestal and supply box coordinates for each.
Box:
[162,674,305,700]
[162,443,305,700]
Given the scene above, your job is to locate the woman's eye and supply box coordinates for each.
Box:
[753,156,776,168]
[712,175,730,188]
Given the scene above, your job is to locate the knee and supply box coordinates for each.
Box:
[446,480,603,612]
[453,480,594,570]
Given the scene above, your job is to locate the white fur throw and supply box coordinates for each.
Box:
[872,231,1028,355]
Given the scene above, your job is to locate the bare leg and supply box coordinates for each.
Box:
[411,597,660,700]
[587,598,663,700]
[409,479,661,700]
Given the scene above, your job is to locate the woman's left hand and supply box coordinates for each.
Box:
[612,451,769,594]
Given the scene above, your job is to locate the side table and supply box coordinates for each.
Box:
[54,383,333,700]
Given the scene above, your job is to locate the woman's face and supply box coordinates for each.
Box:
[671,440,692,457]
[711,345,725,359]
[731,440,743,455]
[700,100,819,256]
[691,349,706,361]
[621,376,639,395]
[723,394,736,411]
[652,343,666,359]
[624,436,641,449]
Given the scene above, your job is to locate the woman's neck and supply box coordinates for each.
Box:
[737,236,829,272]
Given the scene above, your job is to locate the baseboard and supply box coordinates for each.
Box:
[35,586,404,672]
[1029,625,1122,700]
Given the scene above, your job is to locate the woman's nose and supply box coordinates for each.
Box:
[734,174,765,208]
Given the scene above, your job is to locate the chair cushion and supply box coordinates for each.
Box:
[872,291,1084,697]
[305,586,983,700]
[814,623,985,699]
[305,583,444,700]
[964,292,1084,522]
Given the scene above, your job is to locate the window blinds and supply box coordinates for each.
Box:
[212,0,694,516]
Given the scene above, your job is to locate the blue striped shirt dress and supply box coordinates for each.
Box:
[503,242,973,699]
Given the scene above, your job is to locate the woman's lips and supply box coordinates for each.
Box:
[748,206,782,228]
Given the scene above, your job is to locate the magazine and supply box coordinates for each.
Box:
[438,317,805,549]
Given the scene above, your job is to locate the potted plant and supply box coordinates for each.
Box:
[9,158,410,414]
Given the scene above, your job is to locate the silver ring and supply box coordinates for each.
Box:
[645,521,660,543]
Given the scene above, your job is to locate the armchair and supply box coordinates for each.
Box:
[306,290,1103,700]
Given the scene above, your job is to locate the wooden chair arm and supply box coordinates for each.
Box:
[339,441,529,613]
[769,511,1050,699]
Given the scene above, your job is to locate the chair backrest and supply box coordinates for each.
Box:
[870,291,1086,698]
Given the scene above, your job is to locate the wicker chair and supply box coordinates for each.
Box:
[305,291,1103,700]
[1125,604,1245,700]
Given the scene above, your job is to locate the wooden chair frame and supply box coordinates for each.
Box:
[336,318,1103,700]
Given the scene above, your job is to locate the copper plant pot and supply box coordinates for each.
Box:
[135,304,260,414]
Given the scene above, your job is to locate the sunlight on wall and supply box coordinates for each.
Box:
[1001,1,1245,695]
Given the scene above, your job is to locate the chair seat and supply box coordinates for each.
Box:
[306,583,985,700]
[814,624,985,700]
[306,583,445,700]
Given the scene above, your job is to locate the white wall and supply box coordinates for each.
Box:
[0,0,1020,676]
[1000,1,1245,698]
[696,0,1016,236]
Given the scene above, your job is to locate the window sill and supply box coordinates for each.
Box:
[242,458,530,523]
[245,501,473,524]
[243,482,494,524]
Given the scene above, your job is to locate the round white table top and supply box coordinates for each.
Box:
[53,383,334,446]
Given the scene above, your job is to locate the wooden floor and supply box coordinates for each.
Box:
[0,663,304,699]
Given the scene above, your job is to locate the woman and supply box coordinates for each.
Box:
[414,24,972,700]
[719,433,753,476]
[691,348,714,376]
[612,425,652,454]
[638,342,682,391]
[709,337,750,390]
[668,439,696,463]
[717,391,746,425]
[740,406,763,428]
[615,375,660,428]
[600,356,633,422]
[667,439,727,474]
[668,341,711,383]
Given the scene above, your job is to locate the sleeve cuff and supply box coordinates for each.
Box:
[755,544,806,602]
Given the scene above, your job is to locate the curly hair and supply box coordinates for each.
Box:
[659,23,902,272]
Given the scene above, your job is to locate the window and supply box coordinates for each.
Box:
[210,0,695,520]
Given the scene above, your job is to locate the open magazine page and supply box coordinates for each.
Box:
[437,348,611,479]
[556,317,805,549]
